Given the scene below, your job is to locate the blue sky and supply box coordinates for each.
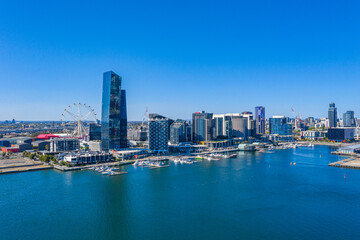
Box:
[1,0,360,121]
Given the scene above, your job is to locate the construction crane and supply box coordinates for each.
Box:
[291,107,298,129]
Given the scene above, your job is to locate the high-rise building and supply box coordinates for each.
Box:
[213,116,224,138]
[119,89,128,147]
[170,120,188,144]
[149,114,169,152]
[269,116,292,135]
[101,71,127,151]
[149,113,174,141]
[343,111,356,127]
[192,111,213,142]
[89,123,101,141]
[50,138,80,152]
[255,106,265,134]
[328,103,337,128]
[242,111,255,137]
[231,116,247,138]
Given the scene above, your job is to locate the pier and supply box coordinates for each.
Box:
[329,158,360,169]
[0,158,53,175]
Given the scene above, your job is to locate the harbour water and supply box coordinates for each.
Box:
[1,146,360,240]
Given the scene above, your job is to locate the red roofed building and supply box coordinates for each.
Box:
[37,134,60,140]
[2,147,19,153]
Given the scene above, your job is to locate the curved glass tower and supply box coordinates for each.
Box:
[101,71,127,151]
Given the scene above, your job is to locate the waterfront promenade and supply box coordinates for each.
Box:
[329,157,360,169]
[0,158,52,174]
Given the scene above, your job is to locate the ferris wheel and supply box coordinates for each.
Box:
[61,103,98,138]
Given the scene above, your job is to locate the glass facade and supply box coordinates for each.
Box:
[343,111,355,127]
[192,111,213,142]
[101,71,127,151]
[269,116,292,135]
[119,89,128,148]
[328,103,337,128]
[255,106,265,134]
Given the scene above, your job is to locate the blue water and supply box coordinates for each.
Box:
[1,146,360,240]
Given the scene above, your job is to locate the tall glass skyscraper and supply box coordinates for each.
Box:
[255,106,265,134]
[328,103,337,128]
[101,71,127,151]
[343,110,355,127]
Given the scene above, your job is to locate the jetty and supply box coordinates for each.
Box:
[0,158,52,175]
[329,158,360,169]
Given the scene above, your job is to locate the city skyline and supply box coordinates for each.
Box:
[1,1,360,121]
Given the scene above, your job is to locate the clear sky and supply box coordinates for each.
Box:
[1,0,360,121]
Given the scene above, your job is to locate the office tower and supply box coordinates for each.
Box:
[101,71,127,151]
[328,103,337,128]
[186,124,192,142]
[89,123,102,141]
[231,116,247,138]
[249,120,256,137]
[269,116,292,135]
[119,89,128,147]
[255,106,265,134]
[213,116,224,138]
[170,119,188,144]
[224,116,232,138]
[343,111,356,127]
[149,113,173,140]
[149,114,169,152]
[192,111,213,142]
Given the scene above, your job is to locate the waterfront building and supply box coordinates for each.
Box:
[268,134,294,142]
[205,138,241,149]
[343,111,356,127]
[212,114,232,138]
[213,116,224,138]
[269,116,292,135]
[89,123,101,141]
[170,119,188,144]
[149,113,174,140]
[149,114,169,152]
[50,138,80,152]
[327,128,355,141]
[338,144,360,154]
[88,141,102,151]
[119,89,128,147]
[238,143,256,151]
[231,116,247,138]
[328,103,338,128]
[63,152,112,165]
[128,128,148,141]
[101,71,127,151]
[192,111,213,142]
[255,106,266,134]
[186,124,192,142]
[301,131,326,141]
[31,140,50,151]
